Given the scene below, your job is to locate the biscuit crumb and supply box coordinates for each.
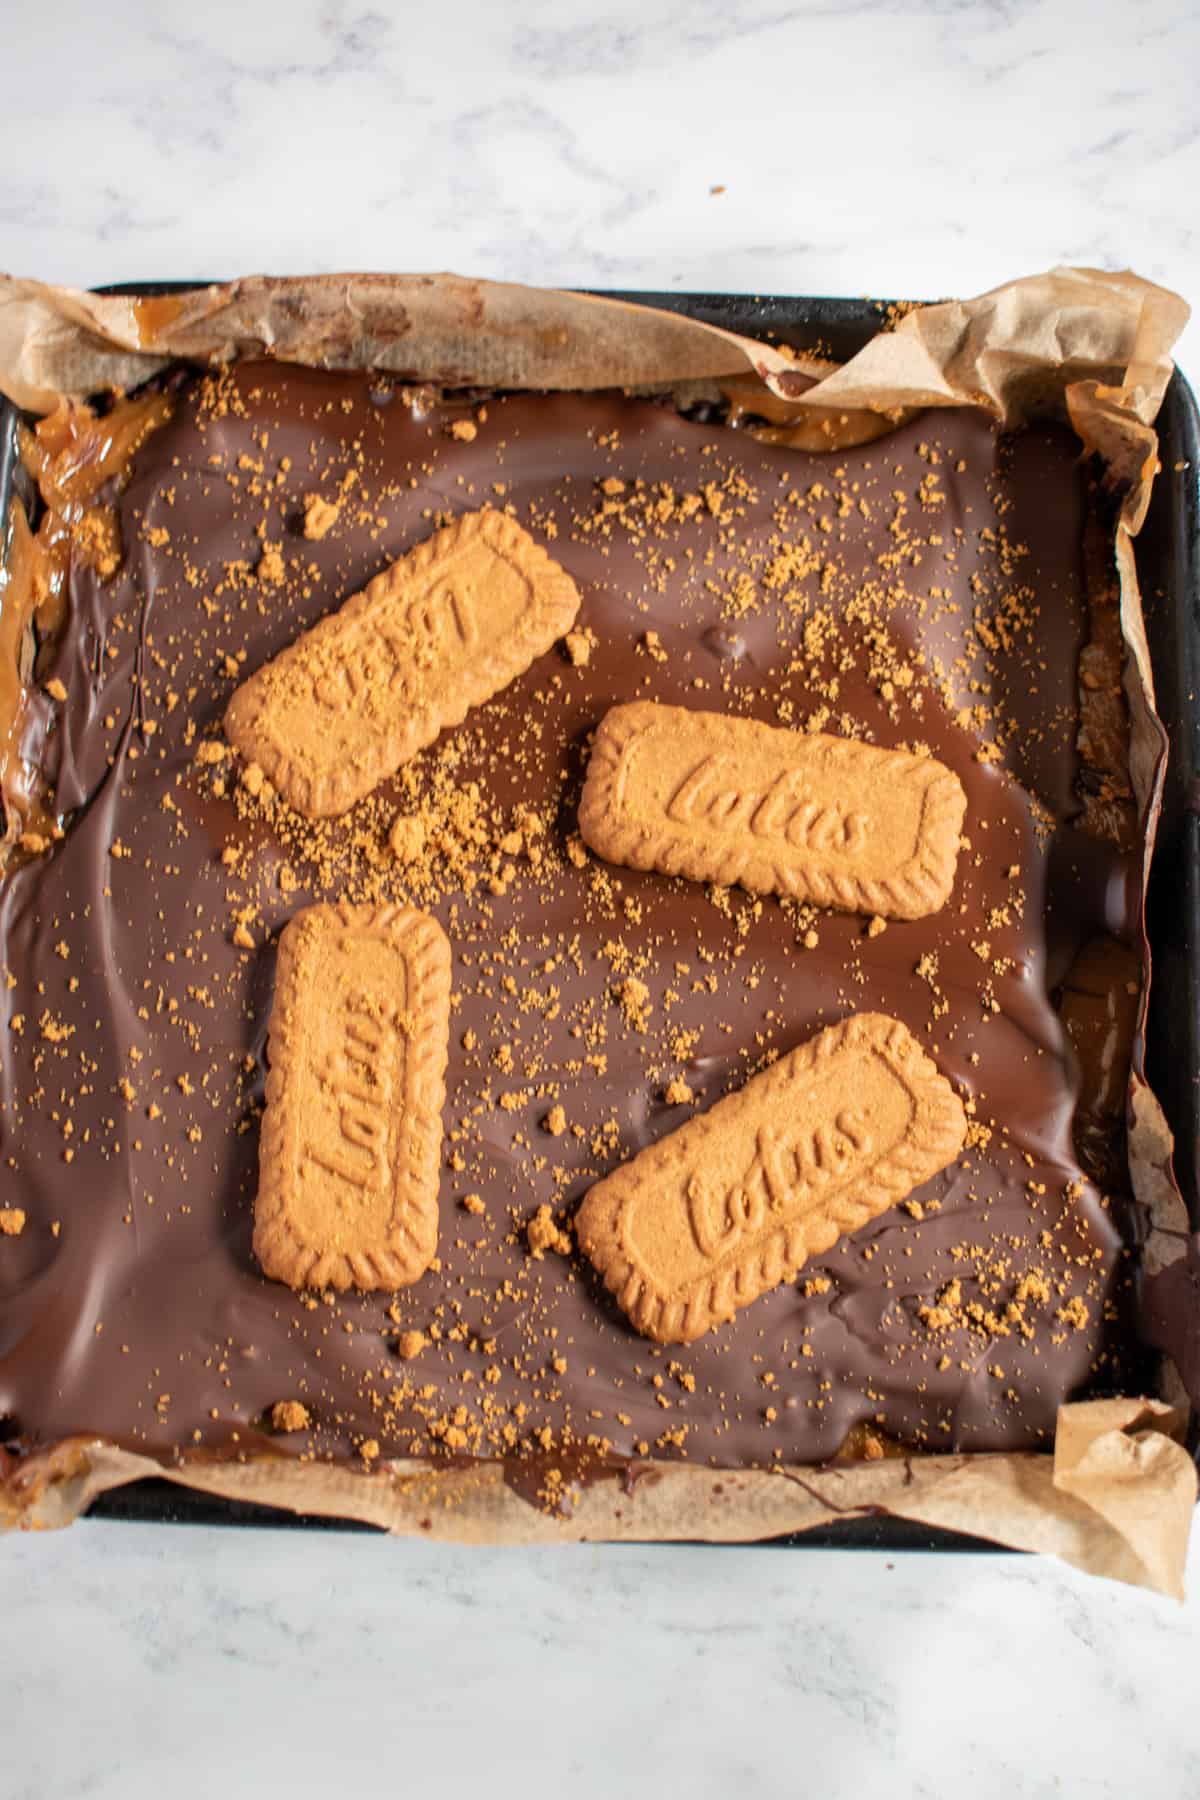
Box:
[271,1400,310,1432]
[45,678,68,702]
[526,1205,572,1259]
[612,975,652,1032]
[396,1330,428,1360]
[447,419,477,443]
[564,629,593,667]
[302,493,340,540]
[542,1104,568,1136]
[390,815,427,863]
[74,507,121,578]
[257,542,285,586]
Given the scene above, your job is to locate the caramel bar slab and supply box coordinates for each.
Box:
[577,1014,967,1343]
[226,510,580,817]
[254,903,451,1292]
[0,368,1134,1471]
[579,702,967,918]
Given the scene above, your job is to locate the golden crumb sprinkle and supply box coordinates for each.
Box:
[389,815,427,863]
[302,493,340,540]
[73,507,121,578]
[564,629,593,667]
[542,1104,568,1136]
[526,1204,572,1260]
[396,1329,428,1360]
[270,1400,310,1432]
[612,975,652,1032]
[257,542,285,586]
[0,1207,27,1236]
[447,419,477,442]
[45,677,68,702]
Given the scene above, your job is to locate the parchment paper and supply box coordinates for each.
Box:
[0,267,1194,1592]
[3,1399,1193,1598]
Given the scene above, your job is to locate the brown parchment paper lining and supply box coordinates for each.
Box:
[2,1400,1193,1599]
[0,267,1194,1592]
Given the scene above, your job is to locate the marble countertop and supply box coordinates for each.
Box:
[4,2,1200,1796]
[5,0,1199,373]
[9,1525,1200,1799]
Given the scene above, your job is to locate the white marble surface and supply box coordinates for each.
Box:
[3,0,1199,369]
[6,1525,1200,1799]
[4,2,1200,1795]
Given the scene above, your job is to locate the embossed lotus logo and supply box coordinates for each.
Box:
[667,753,868,853]
[684,1112,873,1259]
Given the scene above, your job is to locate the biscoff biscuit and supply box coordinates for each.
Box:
[578,702,966,920]
[575,1012,967,1344]
[226,510,581,819]
[253,903,451,1292]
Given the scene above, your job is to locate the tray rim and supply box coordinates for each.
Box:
[2,280,1196,1546]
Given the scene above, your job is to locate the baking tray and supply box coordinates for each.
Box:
[1,285,1196,1549]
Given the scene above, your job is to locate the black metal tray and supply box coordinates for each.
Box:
[2,285,1196,1549]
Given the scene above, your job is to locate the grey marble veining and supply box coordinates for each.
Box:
[6,1525,1200,1800]
[1,2,1198,1794]
[0,0,1196,366]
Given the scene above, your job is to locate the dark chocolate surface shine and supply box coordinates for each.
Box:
[0,364,1136,1474]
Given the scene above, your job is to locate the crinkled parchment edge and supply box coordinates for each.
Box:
[2,1399,1193,1598]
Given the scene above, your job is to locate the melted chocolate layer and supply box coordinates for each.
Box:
[0,365,1142,1471]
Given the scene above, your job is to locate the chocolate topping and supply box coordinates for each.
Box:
[0,365,1144,1475]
